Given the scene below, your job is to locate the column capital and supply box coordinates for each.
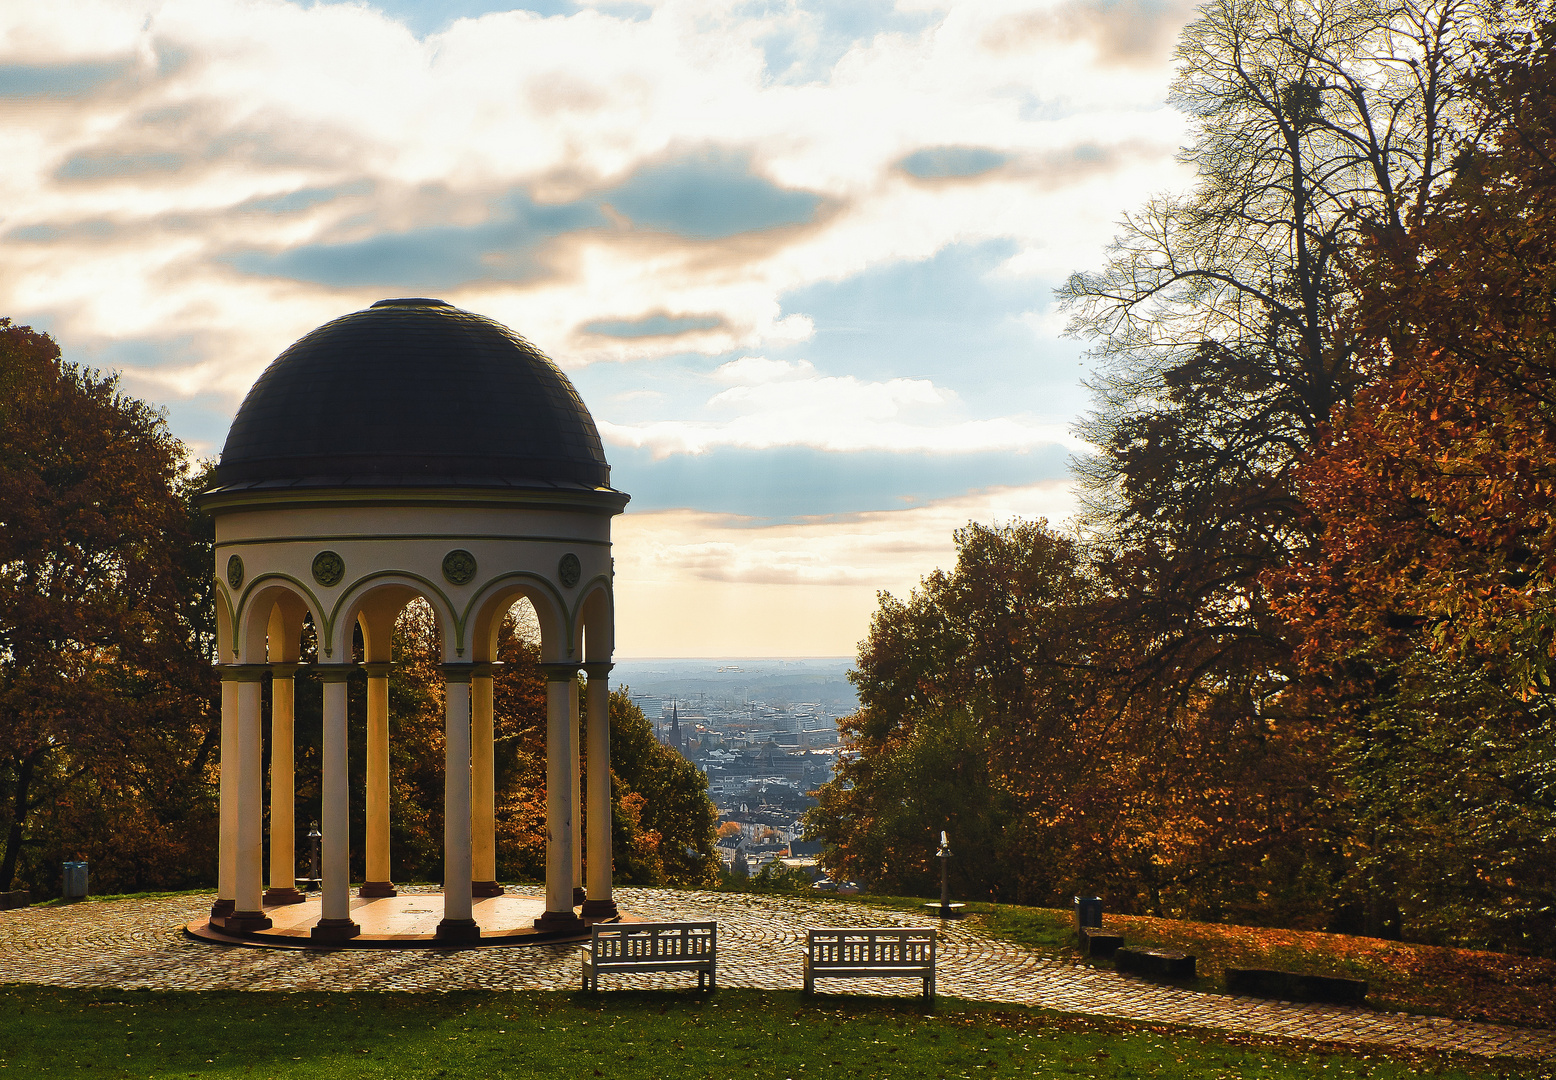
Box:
[539,662,580,683]
[314,664,355,684]
[469,661,502,678]
[221,664,269,683]
[442,663,474,685]
[270,662,302,678]
[581,662,614,678]
[362,662,393,679]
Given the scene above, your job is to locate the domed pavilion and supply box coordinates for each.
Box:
[196,298,627,944]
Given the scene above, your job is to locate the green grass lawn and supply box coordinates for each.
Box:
[0,987,1545,1079]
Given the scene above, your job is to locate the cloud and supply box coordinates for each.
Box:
[709,355,813,384]
[584,312,724,338]
[223,188,605,288]
[608,443,1075,519]
[233,181,374,215]
[983,0,1198,68]
[599,352,1088,458]
[755,0,938,85]
[612,478,1080,655]
[0,57,136,98]
[0,0,1176,435]
[603,148,824,239]
[616,484,1076,591]
[898,146,1008,180]
[364,1,584,38]
[56,149,185,180]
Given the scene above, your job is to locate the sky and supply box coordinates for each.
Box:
[0,0,1197,658]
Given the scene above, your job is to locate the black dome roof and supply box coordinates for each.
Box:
[213,299,611,491]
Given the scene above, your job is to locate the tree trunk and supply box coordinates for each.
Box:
[0,749,41,891]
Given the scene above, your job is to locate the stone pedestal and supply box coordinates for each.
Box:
[310,917,362,944]
[435,918,481,943]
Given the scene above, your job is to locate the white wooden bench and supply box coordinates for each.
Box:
[581,921,717,991]
[803,927,937,1000]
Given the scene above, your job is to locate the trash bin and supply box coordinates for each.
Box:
[62,861,88,900]
[1073,895,1103,932]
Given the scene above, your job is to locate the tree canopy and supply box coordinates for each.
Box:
[1278,15,1556,951]
[0,321,218,893]
[812,2,1556,954]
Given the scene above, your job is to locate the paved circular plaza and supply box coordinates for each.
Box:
[1,888,1551,1060]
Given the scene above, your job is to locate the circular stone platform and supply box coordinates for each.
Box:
[187,892,617,949]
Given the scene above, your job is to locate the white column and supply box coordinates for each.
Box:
[471,664,500,896]
[264,663,302,904]
[438,664,479,941]
[230,667,271,931]
[569,676,583,906]
[311,665,358,942]
[361,662,395,897]
[582,663,617,919]
[213,670,239,921]
[536,663,582,929]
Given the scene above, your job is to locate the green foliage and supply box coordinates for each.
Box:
[806,521,1099,904]
[740,860,818,895]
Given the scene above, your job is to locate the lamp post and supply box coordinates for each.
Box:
[305,821,322,891]
[923,829,965,919]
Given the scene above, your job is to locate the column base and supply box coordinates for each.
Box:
[262,886,306,906]
[472,880,505,898]
[209,898,235,920]
[358,881,398,898]
[435,918,482,943]
[573,885,586,906]
[310,917,361,943]
[580,897,619,920]
[224,909,273,933]
[534,910,585,932]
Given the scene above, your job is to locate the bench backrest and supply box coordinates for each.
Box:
[807,928,936,967]
[590,921,717,961]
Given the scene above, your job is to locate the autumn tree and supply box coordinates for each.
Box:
[1280,14,1556,951]
[0,321,218,893]
[806,522,1103,903]
[1052,0,1489,926]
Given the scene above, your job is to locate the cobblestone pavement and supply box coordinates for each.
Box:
[1,888,1551,1060]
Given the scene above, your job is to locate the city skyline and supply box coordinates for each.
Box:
[1,0,1198,656]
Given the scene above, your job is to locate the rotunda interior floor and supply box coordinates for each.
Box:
[186,892,609,949]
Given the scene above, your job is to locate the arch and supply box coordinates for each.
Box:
[266,593,310,664]
[237,579,326,665]
[354,586,425,664]
[329,572,460,663]
[575,578,615,662]
[465,573,571,664]
[214,587,235,662]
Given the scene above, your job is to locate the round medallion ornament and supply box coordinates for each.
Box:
[311,550,345,587]
[558,553,581,589]
[442,549,478,586]
[225,554,244,590]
